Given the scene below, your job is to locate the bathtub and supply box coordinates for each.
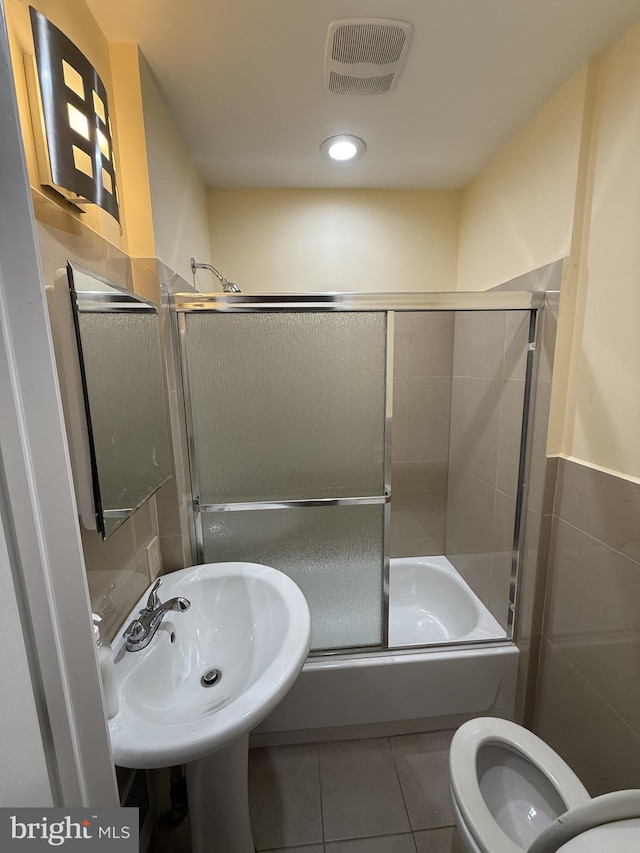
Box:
[389,555,506,647]
[253,555,518,744]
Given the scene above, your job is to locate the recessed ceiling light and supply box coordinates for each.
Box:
[320,134,366,162]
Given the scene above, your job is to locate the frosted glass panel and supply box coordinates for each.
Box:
[201,505,385,651]
[184,312,386,503]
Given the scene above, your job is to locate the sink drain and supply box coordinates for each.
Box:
[201,668,222,688]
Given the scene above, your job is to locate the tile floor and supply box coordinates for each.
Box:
[247,731,465,853]
[151,731,465,853]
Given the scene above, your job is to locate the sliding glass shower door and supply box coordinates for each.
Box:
[181,311,389,652]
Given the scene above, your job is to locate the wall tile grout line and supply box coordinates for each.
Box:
[544,637,640,742]
[551,514,640,568]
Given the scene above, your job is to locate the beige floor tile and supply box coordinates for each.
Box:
[249,744,323,850]
[414,827,466,853]
[319,739,410,841]
[390,731,455,830]
[327,834,417,852]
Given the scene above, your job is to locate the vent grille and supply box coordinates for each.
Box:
[332,23,407,65]
[324,19,413,96]
[328,71,395,97]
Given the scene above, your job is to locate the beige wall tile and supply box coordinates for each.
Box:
[535,459,640,793]
[391,313,453,554]
[449,378,501,487]
[503,311,529,380]
[544,518,640,641]
[156,477,182,538]
[518,510,552,640]
[496,379,526,498]
[391,461,449,555]
[534,640,640,795]
[159,535,188,573]
[555,459,640,563]
[131,494,157,552]
[394,312,454,379]
[563,634,640,739]
[445,466,495,557]
[392,378,452,462]
[543,516,640,736]
[452,311,506,379]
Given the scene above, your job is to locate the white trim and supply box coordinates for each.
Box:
[0,3,118,806]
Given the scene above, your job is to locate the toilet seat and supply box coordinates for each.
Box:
[557,817,640,852]
[450,718,591,853]
[529,791,640,853]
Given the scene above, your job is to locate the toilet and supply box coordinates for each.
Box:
[449,717,640,853]
[449,717,590,853]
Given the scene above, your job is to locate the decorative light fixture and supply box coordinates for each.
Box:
[25,7,120,224]
[320,134,366,162]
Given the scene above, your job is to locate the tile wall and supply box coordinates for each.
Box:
[390,313,454,557]
[35,193,182,642]
[534,458,640,794]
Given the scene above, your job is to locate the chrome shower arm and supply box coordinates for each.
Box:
[190,257,241,292]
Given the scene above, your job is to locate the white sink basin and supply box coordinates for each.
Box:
[109,561,311,769]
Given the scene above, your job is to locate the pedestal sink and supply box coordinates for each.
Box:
[108,562,311,853]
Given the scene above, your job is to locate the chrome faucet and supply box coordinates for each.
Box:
[123,578,191,652]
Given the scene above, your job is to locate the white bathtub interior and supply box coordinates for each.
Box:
[388,555,506,647]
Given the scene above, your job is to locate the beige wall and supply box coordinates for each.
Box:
[457,30,640,482]
[109,44,156,259]
[561,23,640,480]
[207,188,461,292]
[139,55,212,283]
[457,65,588,292]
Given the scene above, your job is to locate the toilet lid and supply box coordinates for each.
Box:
[557,817,640,852]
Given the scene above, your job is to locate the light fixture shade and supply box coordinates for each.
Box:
[320,134,366,162]
[29,7,120,224]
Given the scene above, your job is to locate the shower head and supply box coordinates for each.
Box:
[190,258,241,292]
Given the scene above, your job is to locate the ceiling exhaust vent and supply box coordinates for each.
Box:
[324,19,413,96]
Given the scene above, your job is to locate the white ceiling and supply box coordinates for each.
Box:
[87,0,640,189]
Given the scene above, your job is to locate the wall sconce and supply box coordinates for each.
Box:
[25,7,120,224]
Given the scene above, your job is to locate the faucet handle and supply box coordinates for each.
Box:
[123,619,145,641]
[145,578,162,612]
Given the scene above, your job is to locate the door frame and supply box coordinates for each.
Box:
[0,0,118,807]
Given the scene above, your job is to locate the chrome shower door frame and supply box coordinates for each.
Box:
[174,291,543,657]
